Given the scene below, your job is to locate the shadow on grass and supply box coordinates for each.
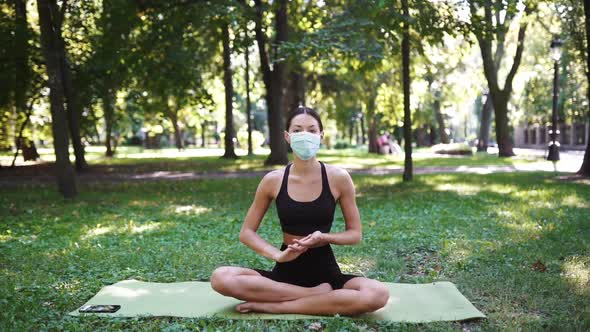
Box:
[346,172,589,330]
[1,172,588,330]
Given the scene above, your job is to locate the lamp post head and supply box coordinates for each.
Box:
[550,37,563,62]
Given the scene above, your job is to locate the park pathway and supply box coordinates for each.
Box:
[0,157,583,186]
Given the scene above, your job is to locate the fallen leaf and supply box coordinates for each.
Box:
[532,259,547,272]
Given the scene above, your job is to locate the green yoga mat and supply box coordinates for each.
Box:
[68,279,485,322]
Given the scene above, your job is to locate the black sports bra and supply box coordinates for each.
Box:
[275,161,337,236]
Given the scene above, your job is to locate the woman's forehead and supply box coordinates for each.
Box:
[290,114,318,127]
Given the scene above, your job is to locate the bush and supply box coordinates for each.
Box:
[334,140,354,149]
[431,143,474,155]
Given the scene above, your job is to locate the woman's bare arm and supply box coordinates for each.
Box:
[238,172,283,260]
[322,168,362,245]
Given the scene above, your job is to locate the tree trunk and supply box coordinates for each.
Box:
[103,88,115,157]
[349,120,354,145]
[14,0,29,140]
[42,0,87,170]
[360,113,366,144]
[170,109,183,151]
[37,0,77,198]
[283,65,305,115]
[472,1,528,158]
[221,22,238,159]
[416,125,430,147]
[578,0,590,175]
[477,94,493,152]
[201,121,206,148]
[402,0,412,182]
[253,0,288,165]
[491,91,514,156]
[367,97,379,153]
[59,38,87,170]
[245,35,253,156]
[433,96,450,144]
[429,124,436,145]
[13,0,39,165]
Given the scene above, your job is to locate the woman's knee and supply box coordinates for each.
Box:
[210,266,235,294]
[360,283,390,312]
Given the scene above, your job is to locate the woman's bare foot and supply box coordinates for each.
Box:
[235,282,332,313]
[235,301,273,313]
[313,282,333,295]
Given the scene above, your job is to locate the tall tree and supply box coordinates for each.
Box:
[36,0,77,198]
[402,0,413,181]
[251,0,289,165]
[13,0,40,163]
[55,2,87,169]
[578,0,590,175]
[244,27,254,156]
[221,21,238,159]
[469,0,531,157]
[477,93,493,151]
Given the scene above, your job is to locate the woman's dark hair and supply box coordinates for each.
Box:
[285,106,324,132]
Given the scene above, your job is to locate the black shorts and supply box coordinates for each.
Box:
[253,243,360,290]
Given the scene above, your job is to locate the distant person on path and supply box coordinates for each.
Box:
[210,106,389,316]
[378,132,389,154]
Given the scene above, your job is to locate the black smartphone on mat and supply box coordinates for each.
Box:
[78,304,121,313]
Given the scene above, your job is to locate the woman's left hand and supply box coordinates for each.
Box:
[293,231,327,248]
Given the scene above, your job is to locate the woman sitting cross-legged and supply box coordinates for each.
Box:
[210,106,390,316]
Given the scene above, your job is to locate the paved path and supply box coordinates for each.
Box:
[0,159,583,187]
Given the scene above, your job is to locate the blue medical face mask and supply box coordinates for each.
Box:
[288,131,321,160]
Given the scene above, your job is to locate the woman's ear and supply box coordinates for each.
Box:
[284,130,290,144]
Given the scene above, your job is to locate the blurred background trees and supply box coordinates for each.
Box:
[2,0,589,195]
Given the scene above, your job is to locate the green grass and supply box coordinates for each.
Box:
[1,145,544,173]
[1,172,588,331]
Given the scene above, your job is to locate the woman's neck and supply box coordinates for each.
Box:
[290,157,320,177]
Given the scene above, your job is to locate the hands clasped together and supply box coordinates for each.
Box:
[273,231,326,263]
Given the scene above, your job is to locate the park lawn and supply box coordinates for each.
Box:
[1,146,543,173]
[1,172,588,331]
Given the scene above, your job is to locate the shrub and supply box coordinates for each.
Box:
[431,143,474,155]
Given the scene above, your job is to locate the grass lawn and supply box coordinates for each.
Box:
[1,172,588,331]
[0,146,544,174]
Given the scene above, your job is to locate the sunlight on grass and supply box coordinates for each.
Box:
[81,220,163,240]
[485,183,520,195]
[433,183,482,196]
[562,194,589,208]
[171,204,212,215]
[81,224,115,240]
[0,232,12,242]
[561,256,590,295]
[442,241,472,264]
[337,256,376,275]
[128,222,161,234]
[129,200,159,207]
[2,172,589,330]
[502,220,544,234]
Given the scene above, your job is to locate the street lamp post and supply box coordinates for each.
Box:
[547,37,562,169]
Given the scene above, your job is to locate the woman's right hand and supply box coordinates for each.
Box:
[273,243,308,263]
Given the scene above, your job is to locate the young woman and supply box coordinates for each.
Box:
[210,106,389,316]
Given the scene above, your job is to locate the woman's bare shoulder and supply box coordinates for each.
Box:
[324,163,351,180]
[258,168,285,197]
